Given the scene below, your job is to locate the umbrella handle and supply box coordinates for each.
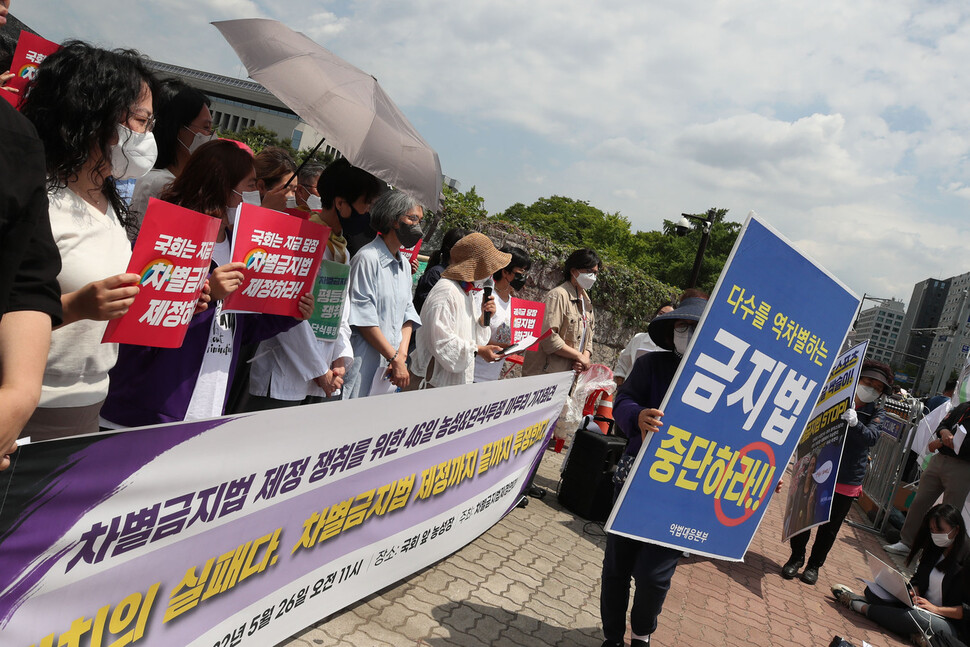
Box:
[283,137,328,189]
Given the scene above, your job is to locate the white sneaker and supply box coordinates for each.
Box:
[883,541,910,555]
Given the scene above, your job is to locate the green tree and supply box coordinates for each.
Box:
[216,125,300,159]
[496,196,637,263]
[641,208,741,293]
[494,197,740,292]
[423,185,489,243]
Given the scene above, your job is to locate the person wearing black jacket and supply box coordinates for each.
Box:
[782,360,893,585]
[0,81,62,469]
[833,504,970,644]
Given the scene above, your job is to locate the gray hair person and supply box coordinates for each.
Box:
[369,189,422,236]
[342,188,424,398]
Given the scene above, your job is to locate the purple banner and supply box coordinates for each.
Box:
[0,373,571,646]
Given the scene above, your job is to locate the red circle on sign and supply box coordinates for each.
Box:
[713,441,775,527]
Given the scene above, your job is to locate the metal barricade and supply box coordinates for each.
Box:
[848,396,924,534]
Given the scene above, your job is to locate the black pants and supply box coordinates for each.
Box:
[789,491,854,568]
[600,487,681,641]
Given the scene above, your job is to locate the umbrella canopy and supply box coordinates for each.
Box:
[213,18,442,211]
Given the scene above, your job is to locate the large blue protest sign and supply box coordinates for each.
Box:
[606,215,859,561]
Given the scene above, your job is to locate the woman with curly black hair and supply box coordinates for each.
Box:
[19,41,157,440]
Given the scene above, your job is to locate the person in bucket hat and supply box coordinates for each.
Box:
[600,289,709,647]
[412,233,511,388]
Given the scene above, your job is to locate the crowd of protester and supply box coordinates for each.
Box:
[0,39,557,450]
[7,27,970,647]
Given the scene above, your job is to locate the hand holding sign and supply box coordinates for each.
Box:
[102,199,221,348]
[64,273,140,325]
[223,204,329,317]
[209,262,246,301]
[297,292,314,319]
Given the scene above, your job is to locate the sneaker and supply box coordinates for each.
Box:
[631,639,650,647]
[831,584,865,608]
[884,541,910,555]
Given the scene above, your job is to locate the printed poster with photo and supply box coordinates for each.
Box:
[782,341,867,542]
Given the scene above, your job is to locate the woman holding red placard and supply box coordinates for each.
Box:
[19,41,157,440]
[100,140,313,427]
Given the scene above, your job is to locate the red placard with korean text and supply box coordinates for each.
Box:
[224,204,330,316]
[509,297,545,351]
[400,238,423,265]
[102,199,219,348]
[2,32,60,108]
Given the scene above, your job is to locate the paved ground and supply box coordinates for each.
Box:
[279,449,914,647]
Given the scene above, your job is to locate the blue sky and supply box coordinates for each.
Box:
[13,1,970,304]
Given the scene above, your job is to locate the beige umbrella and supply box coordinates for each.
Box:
[213,18,442,210]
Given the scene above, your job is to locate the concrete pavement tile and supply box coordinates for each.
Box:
[398,589,450,615]
[367,601,413,632]
[353,622,398,647]
[439,602,483,635]
[432,627,490,647]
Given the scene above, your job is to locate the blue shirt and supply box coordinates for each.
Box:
[343,237,420,398]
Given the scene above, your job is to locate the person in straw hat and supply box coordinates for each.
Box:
[412,232,510,388]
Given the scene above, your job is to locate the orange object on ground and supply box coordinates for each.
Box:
[594,392,613,434]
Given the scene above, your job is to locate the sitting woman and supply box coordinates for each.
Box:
[832,504,969,644]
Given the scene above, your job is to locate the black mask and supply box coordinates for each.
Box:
[397,221,423,248]
[510,275,527,291]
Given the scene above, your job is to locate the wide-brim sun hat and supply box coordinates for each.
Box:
[441,233,512,282]
[648,296,709,351]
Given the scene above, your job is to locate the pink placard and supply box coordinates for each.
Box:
[2,32,60,109]
[399,238,423,265]
[102,198,220,348]
[223,203,330,316]
[509,298,545,351]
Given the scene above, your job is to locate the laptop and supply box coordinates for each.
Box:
[863,551,943,618]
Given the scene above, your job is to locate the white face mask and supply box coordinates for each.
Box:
[234,189,261,206]
[932,531,954,548]
[306,194,322,211]
[575,272,596,291]
[856,384,880,404]
[180,127,216,155]
[286,194,298,209]
[111,123,157,180]
[673,326,694,356]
